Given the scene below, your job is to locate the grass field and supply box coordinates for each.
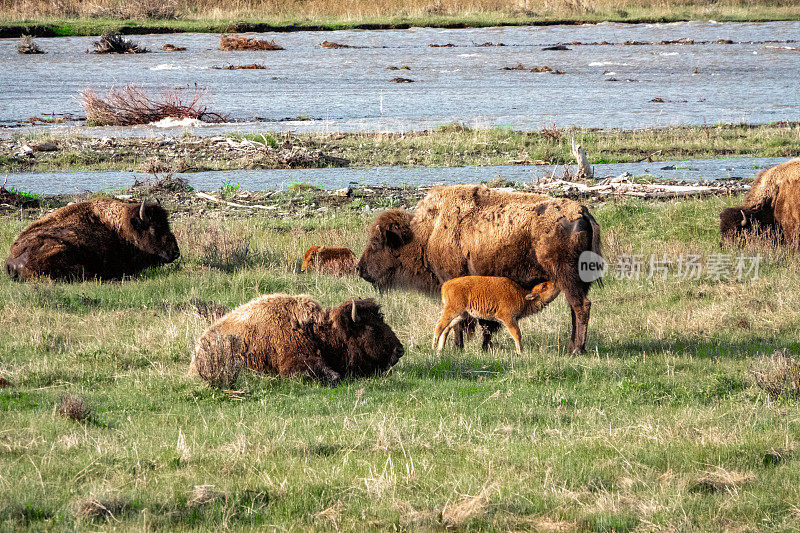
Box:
[1,0,800,37]
[6,123,800,173]
[1,194,799,530]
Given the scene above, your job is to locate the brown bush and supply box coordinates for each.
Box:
[749,350,800,399]
[92,30,147,54]
[58,393,91,422]
[540,122,566,141]
[191,332,243,389]
[220,34,284,51]
[81,85,227,126]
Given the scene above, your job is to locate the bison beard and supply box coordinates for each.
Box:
[5,198,180,281]
[190,294,404,383]
[720,158,800,247]
[356,184,602,354]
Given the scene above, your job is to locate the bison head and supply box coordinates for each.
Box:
[720,205,775,244]
[301,246,322,272]
[128,200,181,263]
[356,209,438,294]
[328,298,404,377]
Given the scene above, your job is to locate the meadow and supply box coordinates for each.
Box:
[1,192,799,531]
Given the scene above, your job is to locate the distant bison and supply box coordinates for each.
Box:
[356,184,602,354]
[301,245,357,275]
[5,198,180,281]
[720,158,800,246]
[190,294,404,383]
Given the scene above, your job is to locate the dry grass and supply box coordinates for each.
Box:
[17,34,43,54]
[74,496,131,521]
[219,34,283,51]
[189,298,229,322]
[80,85,227,126]
[187,485,222,507]
[91,30,147,54]
[690,467,754,495]
[57,393,91,422]
[190,332,244,389]
[749,350,800,399]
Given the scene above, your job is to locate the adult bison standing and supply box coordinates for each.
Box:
[356,184,603,354]
[5,198,180,281]
[720,158,800,246]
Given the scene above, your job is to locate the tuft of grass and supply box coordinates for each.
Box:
[57,393,91,422]
[190,332,243,389]
[749,350,800,399]
[287,181,321,194]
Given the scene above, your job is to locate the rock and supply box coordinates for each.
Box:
[335,187,352,197]
[32,141,58,152]
[542,45,571,51]
[17,145,34,156]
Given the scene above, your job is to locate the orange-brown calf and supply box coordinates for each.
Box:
[301,246,357,275]
[433,276,560,354]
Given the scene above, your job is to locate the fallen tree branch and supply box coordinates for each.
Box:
[196,191,277,209]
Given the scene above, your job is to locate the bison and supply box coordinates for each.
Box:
[433,277,561,354]
[301,245,357,275]
[720,158,800,246]
[5,198,180,281]
[356,184,602,354]
[190,293,404,383]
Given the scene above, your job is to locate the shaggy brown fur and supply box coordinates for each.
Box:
[5,198,180,281]
[721,159,800,246]
[301,246,357,275]
[190,294,404,383]
[356,184,602,354]
[433,277,561,353]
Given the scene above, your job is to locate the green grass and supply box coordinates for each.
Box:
[5,123,800,174]
[1,196,800,530]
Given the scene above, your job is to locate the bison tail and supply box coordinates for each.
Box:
[583,209,604,289]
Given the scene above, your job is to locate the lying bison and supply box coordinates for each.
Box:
[5,198,180,281]
[356,184,602,354]
[190,294,404,383]
[301,245,357,275]
[720,158,800,246]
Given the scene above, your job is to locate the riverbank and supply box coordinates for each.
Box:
[2,2,800,38]
[4,123,798,174]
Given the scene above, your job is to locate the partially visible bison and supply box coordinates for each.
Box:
[301,245,357,275]
[720,158,800,246]
[190,294,404,383]
[5,198,180,281]
[356,184,602,354]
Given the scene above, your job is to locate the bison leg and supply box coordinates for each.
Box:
[300,358,342,384]
[564,289,591,354]
[478,319,501,351]
[437,313,467,352]
[433,310,459,350]
[498,317,523,354]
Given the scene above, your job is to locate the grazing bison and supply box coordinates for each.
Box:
[301,245,357,275]
[720,158,800,246]
[5,198,180,281]
[356,184,602,354]
[190,294,404,383]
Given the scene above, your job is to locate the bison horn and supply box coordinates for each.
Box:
[139,198,147,222]
[740,210,747,227]
[351,300,358,322]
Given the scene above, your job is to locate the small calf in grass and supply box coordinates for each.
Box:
[301,246,357,275]
[433,276,560,354]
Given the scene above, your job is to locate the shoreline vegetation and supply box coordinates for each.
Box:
[3,122,799,174]
[0,0,799,38]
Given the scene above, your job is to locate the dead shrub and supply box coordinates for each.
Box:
[162,43,186,51]
[215,63,267,70]
[530,65,553,73]
[92,30,147,54]
[131,171,192,193]
[541,122,566,141]
[749,350,800,399]
[58,393,91,422]
[220,34,284,51]
[17,35,44,54]
[191,333,243,389]
[81,85,227,126]
[74,497,131,521]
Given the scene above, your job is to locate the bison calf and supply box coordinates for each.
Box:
[190,294,404,383]
[5,198,180,281]
[433,276,560,354]
[301,246,357,275]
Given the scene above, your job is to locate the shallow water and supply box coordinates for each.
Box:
[1,21,799,136]
[4,157,789,194]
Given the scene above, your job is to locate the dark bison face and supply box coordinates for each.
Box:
[356,209,416,292]
[720,206,775,244]
[130,203,181,263]
[333,298,404,377]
